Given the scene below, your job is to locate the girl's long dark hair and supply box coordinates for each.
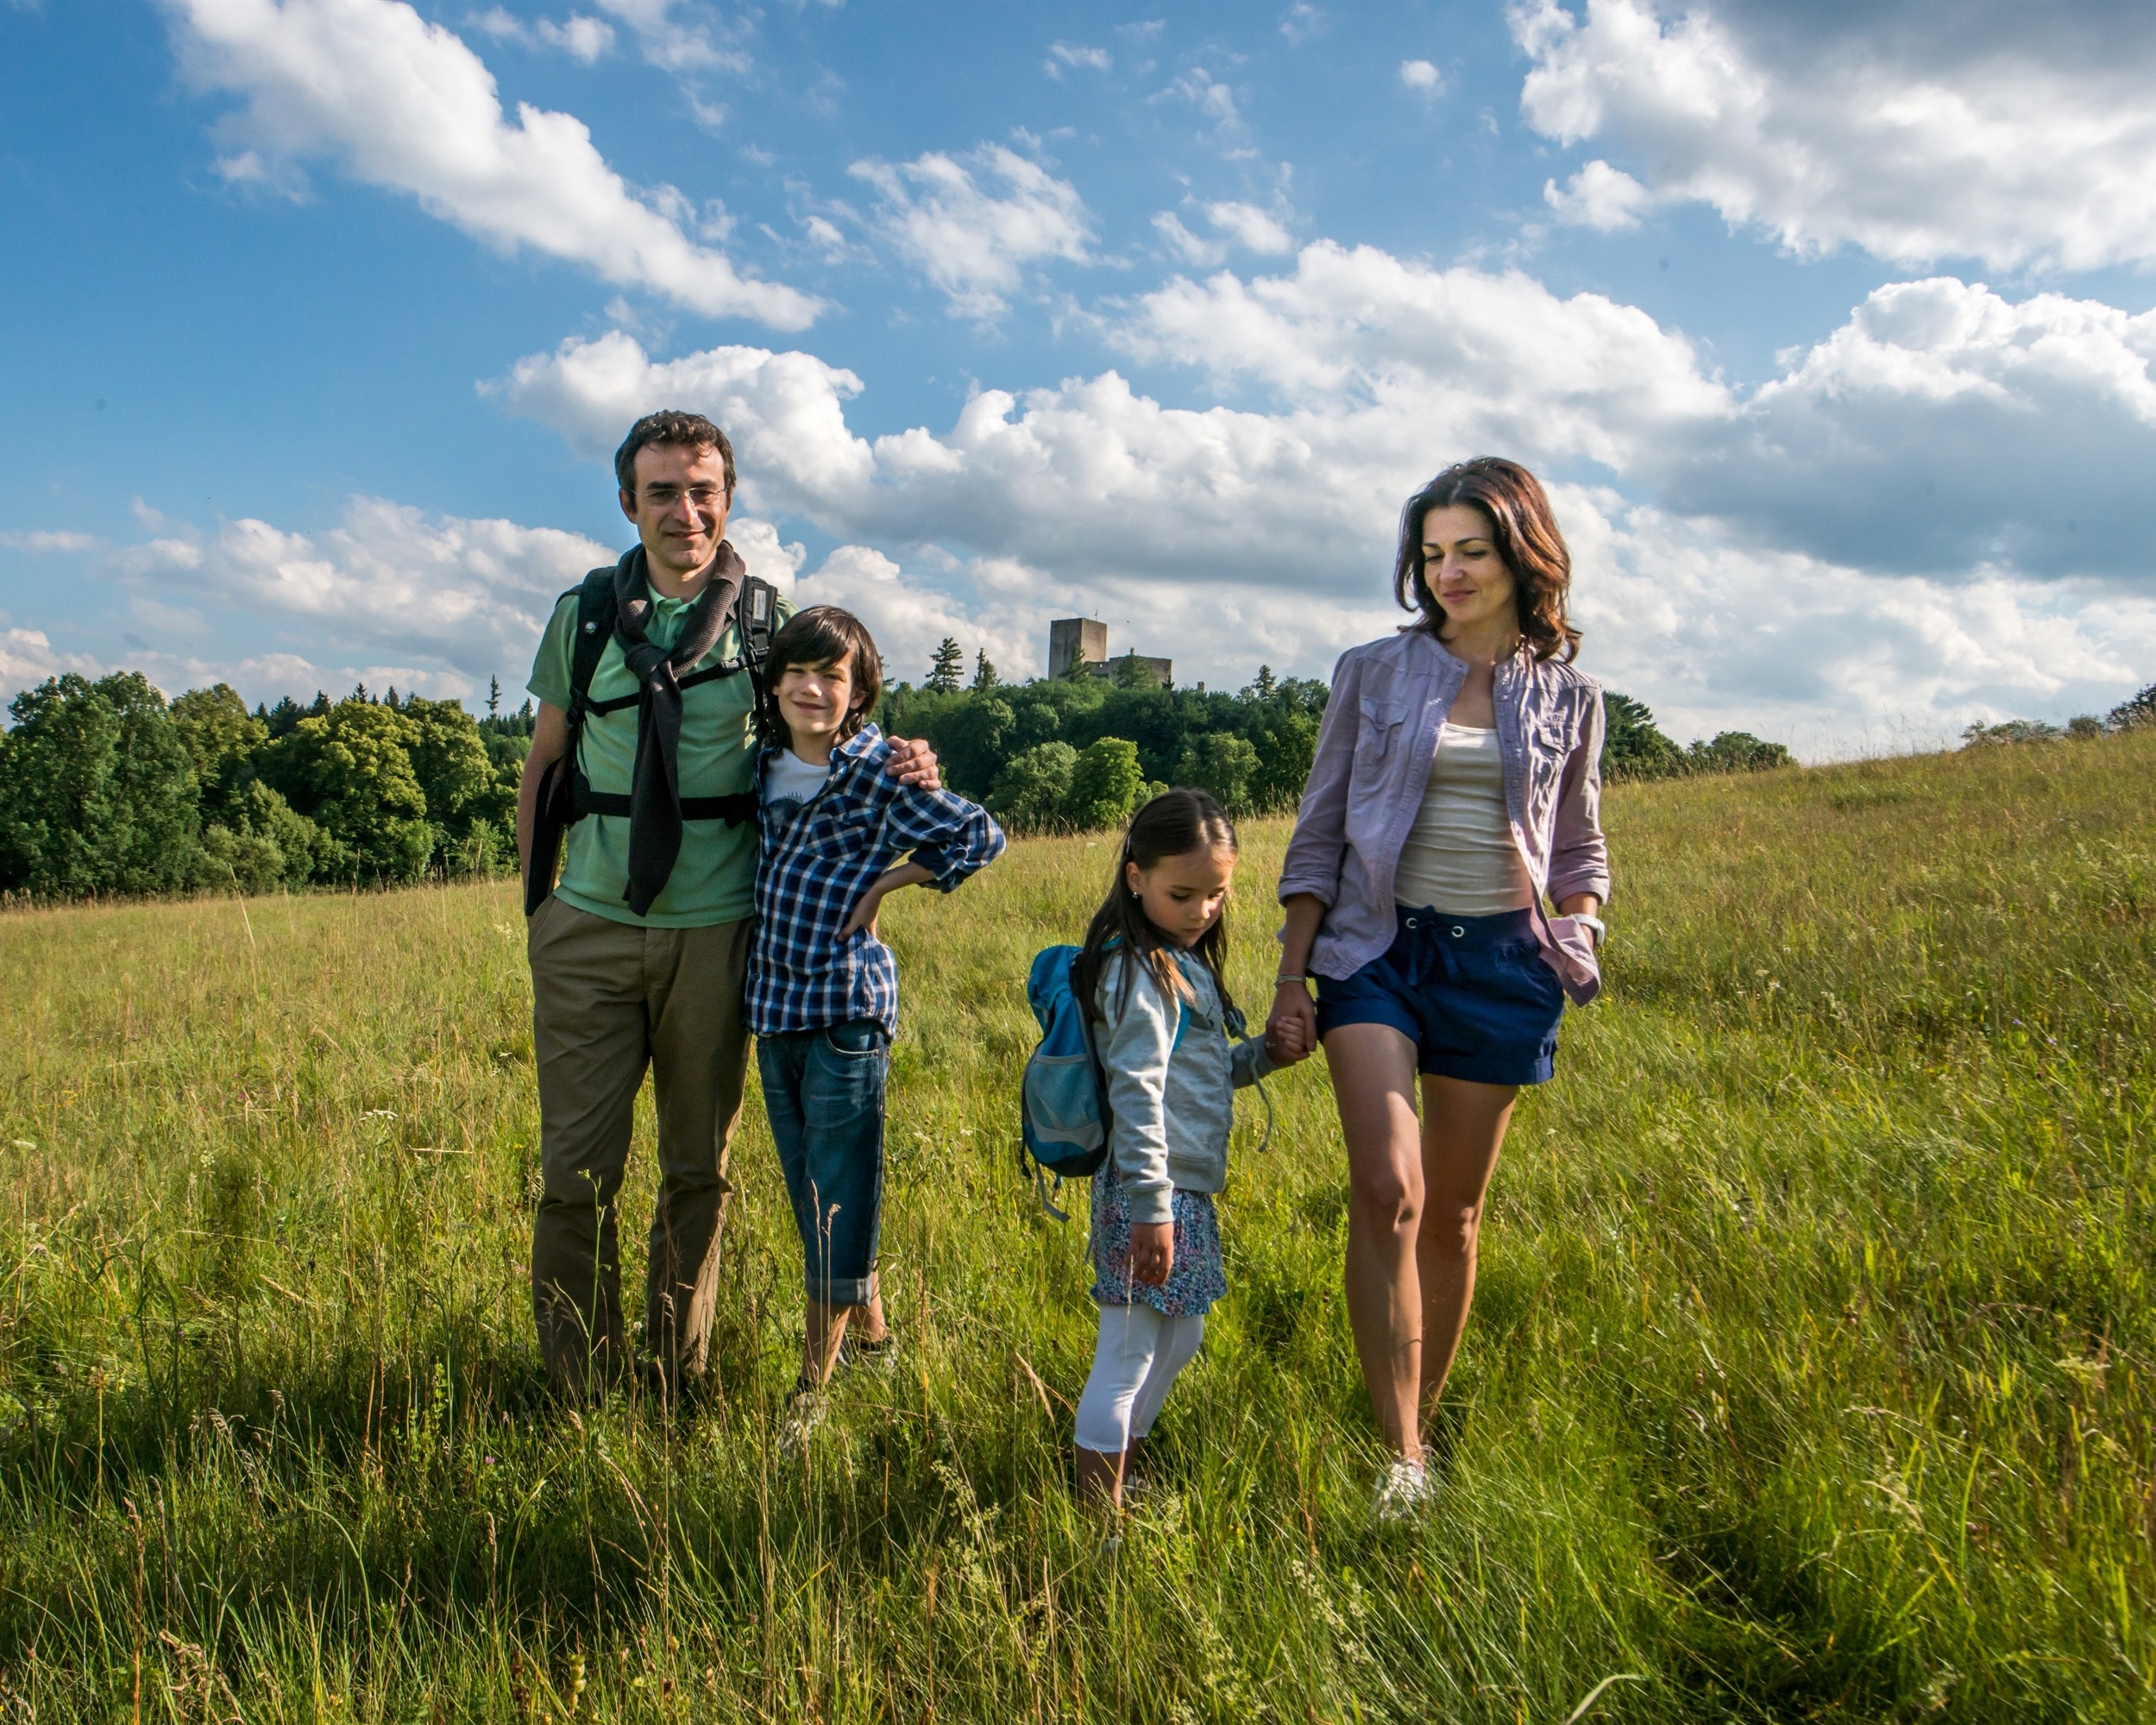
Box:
[1074,788,1240,1028]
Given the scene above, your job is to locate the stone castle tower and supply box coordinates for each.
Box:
[1047,618,1172,687]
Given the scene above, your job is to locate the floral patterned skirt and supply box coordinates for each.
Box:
[1090,1165,1227,1318]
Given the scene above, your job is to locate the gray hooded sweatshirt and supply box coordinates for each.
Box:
[1096,948,1276,1226]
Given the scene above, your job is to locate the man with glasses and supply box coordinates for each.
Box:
[516,410,940,1401]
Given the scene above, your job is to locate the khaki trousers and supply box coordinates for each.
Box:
[527,896,750,1398]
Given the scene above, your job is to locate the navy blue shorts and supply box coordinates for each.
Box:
[1314,905,1565,1086]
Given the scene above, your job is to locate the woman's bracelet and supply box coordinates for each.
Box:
[1274,973,1311,987]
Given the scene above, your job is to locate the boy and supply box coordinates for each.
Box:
[749,606,1006,1426]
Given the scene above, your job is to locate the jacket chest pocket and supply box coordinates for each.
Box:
[1357,697,1409,764]
[1519,715,1577,815]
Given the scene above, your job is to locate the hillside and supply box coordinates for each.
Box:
[0,732,2149,1721]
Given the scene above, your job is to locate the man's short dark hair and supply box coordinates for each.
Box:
[615,411,736,497]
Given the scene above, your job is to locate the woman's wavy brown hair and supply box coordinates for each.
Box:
[1392,457,1580,663]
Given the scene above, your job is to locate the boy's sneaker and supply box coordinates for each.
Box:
[780,1377,827,1455]
[841,1332,900,1376]
[1373,1459,1437,1522]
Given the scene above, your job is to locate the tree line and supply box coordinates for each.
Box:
[0,638,1860,902]
[899,636,1793,831]
[0,672,532,900]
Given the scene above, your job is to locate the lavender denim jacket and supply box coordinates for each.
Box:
[1278,629,1612,1005]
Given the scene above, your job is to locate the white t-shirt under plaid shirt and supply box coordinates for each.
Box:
[747,723,1007,1037]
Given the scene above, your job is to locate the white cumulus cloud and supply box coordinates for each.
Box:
[1204,201,1295,255]
[493,241,2156,740]
[1399,58,1443,94]
[1512,0,2156,271]
[0,628,104,702]
[106,495,612,690]
[1654,277,2156,579]
[850,144,1095,319]
[166,0,819,326]
[1543,158,1650,230]
[1045,41,1110,77]
[0,530,101,554]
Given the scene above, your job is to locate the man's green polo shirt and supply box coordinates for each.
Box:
[527,580,789,929]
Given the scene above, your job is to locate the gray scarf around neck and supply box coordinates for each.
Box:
[611,539,744,915]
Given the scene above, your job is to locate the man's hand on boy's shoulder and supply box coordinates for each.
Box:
[883,736,941,790]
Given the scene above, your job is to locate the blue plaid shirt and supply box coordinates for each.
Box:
[748,724,1007,1036]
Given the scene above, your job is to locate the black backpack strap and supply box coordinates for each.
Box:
[566,566,618,725]
[524,567,618,918]
[740,575,778,684]
[569,771,757,826]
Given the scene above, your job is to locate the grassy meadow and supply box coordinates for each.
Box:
[0,731,2152,1721]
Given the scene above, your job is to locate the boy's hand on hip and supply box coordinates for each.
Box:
[839,887,885,941]
[1129,1221,1173,1287]
[884,736,941,790]
[841,861,933,940]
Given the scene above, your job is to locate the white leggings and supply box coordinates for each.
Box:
[1072,1303,1206,1455]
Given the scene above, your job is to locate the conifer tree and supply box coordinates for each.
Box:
[926,637,965,691]
[971,649,1000,691]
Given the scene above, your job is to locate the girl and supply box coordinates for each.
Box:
[1072,790,1308,1508]
[1267,457,1610,1519]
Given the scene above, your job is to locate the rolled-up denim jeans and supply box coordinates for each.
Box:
[756,1020,889,1306]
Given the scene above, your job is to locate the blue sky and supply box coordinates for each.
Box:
[4,0,2153,754]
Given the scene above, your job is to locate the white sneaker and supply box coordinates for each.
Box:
[1373,1459,1436,1522]
[842,1332,900,1377]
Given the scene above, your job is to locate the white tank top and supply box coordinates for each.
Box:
[1392,723,1534,916]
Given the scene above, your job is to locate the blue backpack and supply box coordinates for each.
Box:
[1021,944,1185,1220]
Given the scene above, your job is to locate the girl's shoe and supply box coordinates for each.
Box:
[1373,1459,1437,1522]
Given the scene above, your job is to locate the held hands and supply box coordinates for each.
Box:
[1264,979,1318,1065]
[1128,1220,1174,1287]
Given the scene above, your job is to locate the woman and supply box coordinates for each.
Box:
[1267,457,1609,1518]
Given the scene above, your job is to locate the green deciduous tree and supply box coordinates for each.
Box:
[1602,691,1685,781]
[171,682,324,889]
[169,683,267,828]
[1689,731,1795,772]
[403,697,500,831]
[988,741,1078,832]
[1065,736,1145,830]
[261,699,433,883]
[1249,712,1319,811]
[1175,731,1260,815]
[0,673,203,898]
[2107,683,2155,731]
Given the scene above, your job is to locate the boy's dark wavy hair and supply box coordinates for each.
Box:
[1074,788,1240,1028]
[757,605,884,748]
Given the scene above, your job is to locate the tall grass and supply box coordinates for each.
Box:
[0,733,2149,1720]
